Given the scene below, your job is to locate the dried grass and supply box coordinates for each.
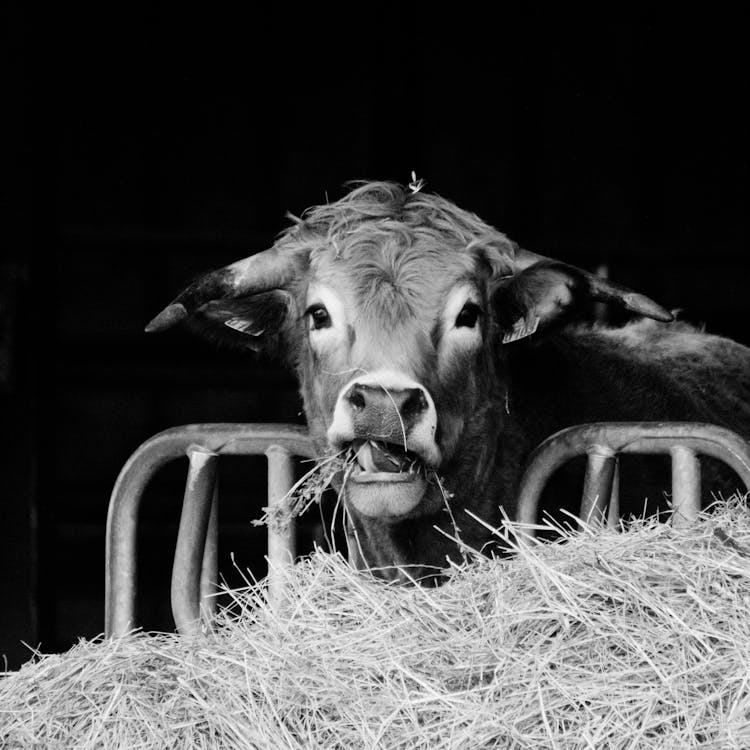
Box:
[3,500,750,749]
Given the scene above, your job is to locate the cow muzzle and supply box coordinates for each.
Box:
[327,370,441,519]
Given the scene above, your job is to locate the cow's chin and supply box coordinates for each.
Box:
[345,468,428,519]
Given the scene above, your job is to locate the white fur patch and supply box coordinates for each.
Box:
[306,284,348,353]
[438,283,483,367]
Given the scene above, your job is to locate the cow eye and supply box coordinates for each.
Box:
[306,304,331,330]
[455,302,481,328]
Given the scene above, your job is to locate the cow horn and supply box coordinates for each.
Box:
[586,274,674,321]
[145,246,307,333]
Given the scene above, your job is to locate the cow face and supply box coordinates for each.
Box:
[146,182,672,571]
[297,235,502,522]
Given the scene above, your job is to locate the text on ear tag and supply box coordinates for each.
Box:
[502,315,539,344]
[224,318,264,336]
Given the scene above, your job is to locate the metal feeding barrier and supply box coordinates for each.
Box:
[105,421,750,638]
[515,422,750,535]
[105,424,316,638]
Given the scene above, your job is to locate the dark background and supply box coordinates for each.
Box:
[3,10,748,668]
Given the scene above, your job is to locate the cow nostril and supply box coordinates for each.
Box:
[347,385,367,411]
[344,383,429,425]
[401,388,428,420]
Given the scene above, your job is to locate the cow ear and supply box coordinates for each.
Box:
[492,261,673,344]
[181,289,296,354]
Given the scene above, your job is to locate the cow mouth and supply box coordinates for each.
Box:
[343,440,430,519]
[351,439,426,477]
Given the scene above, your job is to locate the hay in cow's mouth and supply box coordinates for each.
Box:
[254,439,438,530]
[350,439,427,480]
[252,448,358,532]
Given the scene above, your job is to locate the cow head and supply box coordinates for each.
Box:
[147,182,672,579]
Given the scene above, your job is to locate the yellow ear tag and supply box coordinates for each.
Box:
[224,318,264,336]
[502,315,539,344]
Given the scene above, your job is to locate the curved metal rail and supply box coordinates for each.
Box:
[515,422,750,537]
[106,421,750,637]
[105,423,316,637]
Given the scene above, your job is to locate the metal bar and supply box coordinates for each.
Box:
[516,422,750,535]
[266,445,296,605]
[105,423,316,638]
[607,458,620,528]
[171,448,218,636]
[105,435,188,638]
[579,446,616,528]
[200,481,219,624]
[670,445,701,528]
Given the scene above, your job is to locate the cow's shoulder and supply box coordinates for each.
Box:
[564,318,750,433]
[588,318,750,370]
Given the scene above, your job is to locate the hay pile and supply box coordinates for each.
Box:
[3,503,750,749]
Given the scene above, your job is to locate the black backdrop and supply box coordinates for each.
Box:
[3,10,748,668]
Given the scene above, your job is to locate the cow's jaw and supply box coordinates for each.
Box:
[346,472,428,519]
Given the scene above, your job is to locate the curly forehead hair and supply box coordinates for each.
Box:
[274,181,518,276]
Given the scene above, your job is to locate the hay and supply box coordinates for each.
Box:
[3,501,750,749]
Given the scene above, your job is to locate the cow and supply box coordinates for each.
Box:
[146,181,750,582]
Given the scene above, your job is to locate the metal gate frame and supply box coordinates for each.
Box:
[105,421,750,638]
[105,424,316,637]
[515,422,750,536]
